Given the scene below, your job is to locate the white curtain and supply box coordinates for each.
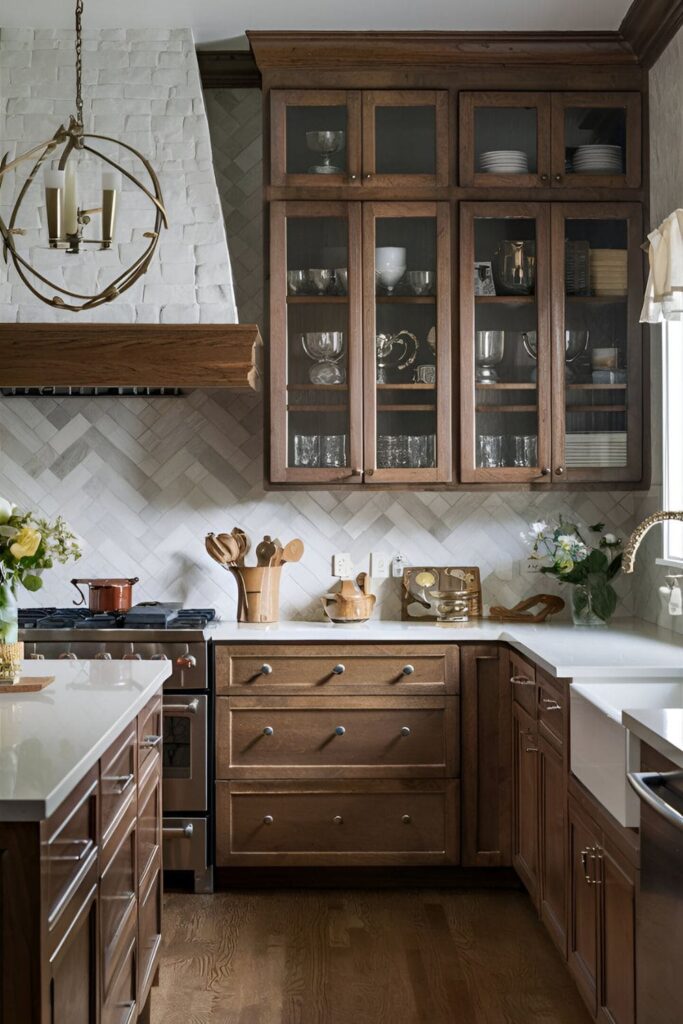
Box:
[641,209,683,323]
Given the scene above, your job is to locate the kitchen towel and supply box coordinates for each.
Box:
[641,209,683,322]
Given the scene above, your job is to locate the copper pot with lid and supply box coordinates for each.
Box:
[71,578,140,613]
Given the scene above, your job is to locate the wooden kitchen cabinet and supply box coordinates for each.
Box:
[512,700,539,905]
[460,645,512,866]
[538,733,567,956]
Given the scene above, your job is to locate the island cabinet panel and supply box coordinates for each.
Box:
[538,734,567,956]
[0,686,164,1024]
[512,700,540,905]
[460,644,512,866]
[215,643,458,695]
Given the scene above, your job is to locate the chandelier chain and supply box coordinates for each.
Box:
[75,0,84,126]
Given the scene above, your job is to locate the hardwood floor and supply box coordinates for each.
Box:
[151,889,591,1024]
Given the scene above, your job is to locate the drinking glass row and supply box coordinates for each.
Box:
[478,434,538,469]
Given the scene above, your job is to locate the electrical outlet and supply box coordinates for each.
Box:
[369,552,390,578]
[392,553,408,578]
[523,558,542,575]
[332,552,353,578]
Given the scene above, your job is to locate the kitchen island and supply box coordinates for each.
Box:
[0,658,170,1024]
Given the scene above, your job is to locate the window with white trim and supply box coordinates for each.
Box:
[662,320,683,562]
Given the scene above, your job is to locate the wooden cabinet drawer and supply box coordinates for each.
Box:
[137,867,162,1008]
[42,767,98,932]
[100,725,136,851]
[137,755,162,892]
[509,650,537,717]
[216,696,458,779]
[537,671,565,751]
[100,802,137,1000]
[216,644,458,695]
[101,910,137,1024]
[137,694,162,771]
[216,779,459,865]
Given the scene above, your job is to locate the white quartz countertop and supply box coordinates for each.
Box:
[206,617,683,680]
[622,708,683,769]
[0,659,171,822]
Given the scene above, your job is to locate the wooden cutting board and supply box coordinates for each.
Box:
[0,676,56,694]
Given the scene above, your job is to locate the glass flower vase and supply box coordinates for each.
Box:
[0,581,22,684]
[571,584,608,627]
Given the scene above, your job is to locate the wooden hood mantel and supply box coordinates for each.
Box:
[0,323,263,390]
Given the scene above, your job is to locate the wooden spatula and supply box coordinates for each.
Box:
[280,538,304,564]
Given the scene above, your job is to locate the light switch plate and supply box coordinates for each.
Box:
[332,552,353,578]
[523,558,542,575]
[369,552,390,578]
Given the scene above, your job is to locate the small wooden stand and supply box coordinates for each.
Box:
[0,676,56,694]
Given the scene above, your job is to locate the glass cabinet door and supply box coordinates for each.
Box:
[551,204,643,482]
[363,202,451,483]
[460,203,551,483]
[459,92,551,188]
[362,92,449,188]
[270,90,361,187]
[269,201,363,483]
[551,93,641,189]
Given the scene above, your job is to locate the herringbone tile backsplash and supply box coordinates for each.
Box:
[0,388,638,620]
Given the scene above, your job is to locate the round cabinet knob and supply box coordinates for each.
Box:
[402,664,415,676]
[335,725,346,736]
[540,467,551,476]
[332,663,345,675]
[555,466,565,476]
[176,654,197,669]
[364,173,372,180]
[260,663,273,675]
[402,814,412,824]
[263,726,274,736]
[554,174,562,182]
[540,173,549,182]
[400,726,411,737]
[263,815,274,825]
[333,815,344,825]
[349,173,358,181]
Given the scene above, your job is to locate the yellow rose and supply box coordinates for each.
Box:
[10,527,42,559]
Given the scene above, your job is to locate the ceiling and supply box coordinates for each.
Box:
[1,0,634,47]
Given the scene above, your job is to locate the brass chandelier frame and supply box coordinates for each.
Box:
[0,0,168,312]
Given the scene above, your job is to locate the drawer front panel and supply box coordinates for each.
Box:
[216,780,459,865]
[101,919,137,1024]
[138,868,162,1006]
[100,806,137,998]
[216,696,458,779]
[216,644,458,695]
[537,671,565,751]
[138,694,163,771]
[43,768,98,931]
[101,726,137,850]
[509,650,537,717]
[137,760,162,891]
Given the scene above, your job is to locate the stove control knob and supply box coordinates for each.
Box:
[95,652,112,661]
[123,653,142,661]
[176,654,197,669]
[59,652,78,661]
[29,652,45,660]
[151,653,169,661]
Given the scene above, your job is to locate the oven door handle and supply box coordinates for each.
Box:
[163,699,200,714]
[627,770,683,831]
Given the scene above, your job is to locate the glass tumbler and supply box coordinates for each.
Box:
[294,434,320,467]
[320,435,347,467]
[478,434,505,469]
[511,434,538,468]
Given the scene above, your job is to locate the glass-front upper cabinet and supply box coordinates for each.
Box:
[361,91,449,188]
[269,201,363,483]
[551,203,643,483]
[363,202,452,482]
[270,90,448,189]
[460,93,551,188]
[270,91,362,187]
[460,203,551,483]
[551,93,641,189]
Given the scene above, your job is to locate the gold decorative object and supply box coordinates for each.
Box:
[622,510,683,573]
[402,566,482,620]
[0,642,24,686]
[0,0,167,312]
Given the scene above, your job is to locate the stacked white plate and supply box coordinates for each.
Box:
[572,145,623,174]
[479,150,529,174]
[565,432,627,468]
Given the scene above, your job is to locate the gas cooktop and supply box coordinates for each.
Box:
[19,603,216,631]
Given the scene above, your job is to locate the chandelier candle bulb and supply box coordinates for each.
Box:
[43,168,65,245]
[101,171,119,248]
[63,161,78,238]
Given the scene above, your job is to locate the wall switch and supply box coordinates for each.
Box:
[523,558,542,575]
[369,552,390,578]
[392,553,408,577]
[332,552,353,579]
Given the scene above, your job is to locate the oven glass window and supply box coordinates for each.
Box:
[163,714,192,778]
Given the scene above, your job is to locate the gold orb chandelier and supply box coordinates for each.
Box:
[0,0,168,312]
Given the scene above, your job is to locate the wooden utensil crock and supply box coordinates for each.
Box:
[230,566,283,623]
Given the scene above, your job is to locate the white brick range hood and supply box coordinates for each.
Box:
[0,27,238,326]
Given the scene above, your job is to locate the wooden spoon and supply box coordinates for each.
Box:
[280,538,304,564]
[256,535,277,567]
[216,533,240,564]
[231,528,249,565]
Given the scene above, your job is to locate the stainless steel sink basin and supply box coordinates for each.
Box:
[570,679,683,826]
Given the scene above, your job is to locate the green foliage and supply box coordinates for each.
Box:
[0,501,81,594]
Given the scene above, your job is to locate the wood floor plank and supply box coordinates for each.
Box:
[151,889,592,1024]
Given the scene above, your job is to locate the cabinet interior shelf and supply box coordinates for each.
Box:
[377,383,436,390]
[287,404,349,413]
[378,403,436,412]
[287,384,348,391]
[567,383,627,390]
[475,295,535,304]
[476,404,537,413]
[376,295,436,304]
[566,404,627,413]
[287,295,348,304]
[476,382,537,390]
[566,295,628,303]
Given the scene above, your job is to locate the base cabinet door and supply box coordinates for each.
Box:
[599,839,636,1024]
[538,735,567,956]
[512,701,539,904]
[49,879,98,1024]
[568,797,601,1018]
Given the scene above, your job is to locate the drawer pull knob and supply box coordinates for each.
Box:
[142,734,162,748]
[176,653,197,669]
[104,772,134,795]
[332,663,346,675]
[333,815,344,825]
[541,698,562,711]
[335,725,346,736]
[400,726,411,737]
[263,815,274,826]
[402,664,415,675]
[402,814,412,824]
[263,726,274,736]
[525,746,539,753]
[260,663,273,675]
[163,823,194,839]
